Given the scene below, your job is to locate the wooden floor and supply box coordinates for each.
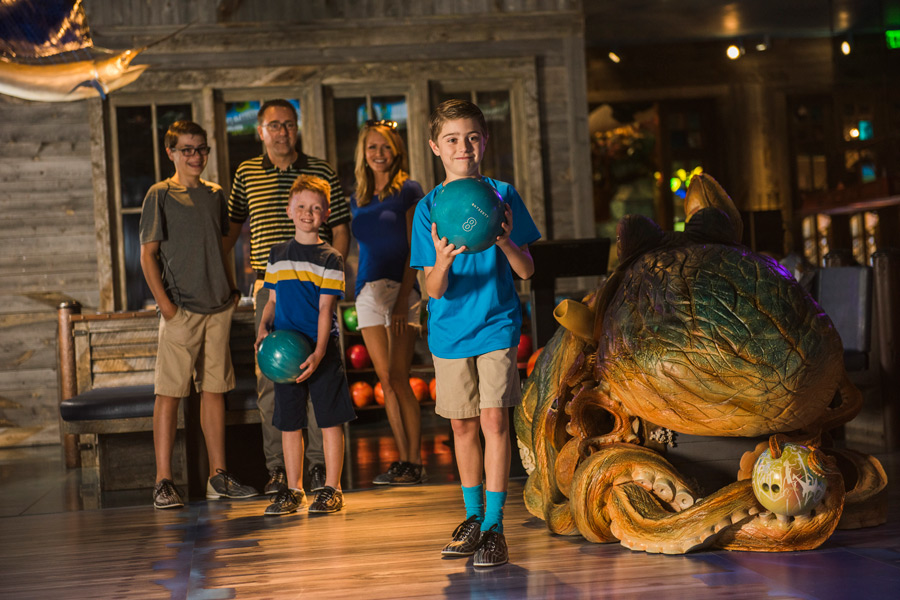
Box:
[1,416,899,599]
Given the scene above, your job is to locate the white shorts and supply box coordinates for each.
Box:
[355,279,421,329]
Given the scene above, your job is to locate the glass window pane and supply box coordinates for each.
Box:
[156,104,192,180]
[123,213,152,311]
[116,106,155,209]
[333,96,367,195]
[475,90,513,183]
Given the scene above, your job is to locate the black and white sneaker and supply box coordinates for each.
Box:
[308,486,343,513]
[473,525,508,568]
[265,488,304,516]
[206,469,258,499]
[441,515,482,556]
[153,479,184,510]
[264,466,287,495]
[373,461,403,485]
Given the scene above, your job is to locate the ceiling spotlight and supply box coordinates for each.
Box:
[841,39,852,55]
[755,35,770,51]
[726,43,745,60]
[608,50,621,63]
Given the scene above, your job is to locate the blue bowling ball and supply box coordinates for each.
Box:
[431,178,505,254]
[257,330,313,383]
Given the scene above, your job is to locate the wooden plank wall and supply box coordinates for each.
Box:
[0,98,98,446]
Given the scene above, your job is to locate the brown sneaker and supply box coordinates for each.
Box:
[441,515,482,556]
[473,525,508,567]
[308,486,343,513]
[391,462,426,485]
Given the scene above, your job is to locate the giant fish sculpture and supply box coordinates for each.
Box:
[0,48,147,102]
[516,173,888,554]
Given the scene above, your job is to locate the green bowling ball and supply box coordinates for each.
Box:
[431,178,505,254]
[342,306,359,332]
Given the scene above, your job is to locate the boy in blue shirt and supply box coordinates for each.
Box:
[255,175,356,516]
[410,100,541,567]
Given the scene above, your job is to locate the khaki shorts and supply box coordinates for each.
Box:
[154,304,236,397]
[356,279,421,329]
[432,346,521,419]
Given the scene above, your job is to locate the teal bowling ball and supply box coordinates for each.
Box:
[431,178,505,254]
[257,330,313,383]
[342,306,359,332]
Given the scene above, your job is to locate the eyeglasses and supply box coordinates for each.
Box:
[264,120,299,133]
[365,119,398,130]
[171,146,211,157]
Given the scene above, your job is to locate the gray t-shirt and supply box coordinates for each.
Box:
[139,178,231,314]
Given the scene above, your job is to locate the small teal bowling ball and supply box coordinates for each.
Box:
[257,330,313,383]
[342,306,359,332]
[431,178,505,254]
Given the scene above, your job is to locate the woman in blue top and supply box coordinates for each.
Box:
[350,120,426,485]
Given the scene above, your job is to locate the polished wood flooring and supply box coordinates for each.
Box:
[1,414,899,599]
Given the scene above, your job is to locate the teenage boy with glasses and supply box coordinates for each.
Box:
[140,120,258,509]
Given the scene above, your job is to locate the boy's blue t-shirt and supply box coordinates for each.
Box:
[263,239,344,341]
[350,179,424,297]
[409,177,541,359]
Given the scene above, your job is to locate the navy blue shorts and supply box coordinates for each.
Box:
[273,336,356,432]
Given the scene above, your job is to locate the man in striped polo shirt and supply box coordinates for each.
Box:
[225,99,350,496]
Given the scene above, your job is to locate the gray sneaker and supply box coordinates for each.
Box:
[441,515,482,556]
[206,469,258,499]
[153,479,184,509]
[473,525,508,567]
[264,467,287,495]
[309,464,326,493]
[265,488,305,516]
[308,486,343,513]
[373,461,403,485]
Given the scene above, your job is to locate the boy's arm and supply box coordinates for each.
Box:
[295,294,338,383]
[424,223,465,299]
[254,291,277,351]
[140,241,178,320]
[495,204,535,280]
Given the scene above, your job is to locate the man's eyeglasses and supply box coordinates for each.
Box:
[365,119,398,130]
[263,120,299,133]
[171,146,211,157]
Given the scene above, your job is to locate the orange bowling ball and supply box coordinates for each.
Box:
[429,378,437,402]
[526,347,543,377]
[374,382,385,405]
[350,381,373,408]
[409,377,428,402]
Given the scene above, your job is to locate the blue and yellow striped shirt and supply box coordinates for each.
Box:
[263,240,344,341]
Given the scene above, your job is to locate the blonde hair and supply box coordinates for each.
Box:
[353,123,409,207]
[289,174,331,207]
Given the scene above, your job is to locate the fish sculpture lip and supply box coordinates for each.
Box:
[0,50,148,102]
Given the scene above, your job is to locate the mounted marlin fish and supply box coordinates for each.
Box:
[0,0,186,103]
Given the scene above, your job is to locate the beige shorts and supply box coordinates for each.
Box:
[355,279,421,329]
[154,304,236,397]
[432,346,521,419]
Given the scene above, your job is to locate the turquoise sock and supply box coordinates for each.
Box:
[462,484,484,522]
[482,490,508,532]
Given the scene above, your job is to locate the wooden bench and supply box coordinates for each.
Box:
[56,303,262,494]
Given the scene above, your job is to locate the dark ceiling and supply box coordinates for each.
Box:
[583,0,897,47]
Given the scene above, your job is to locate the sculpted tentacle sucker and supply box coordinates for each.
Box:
[515,173,887,554]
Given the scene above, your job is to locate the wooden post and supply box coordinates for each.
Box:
[57,301,81,468]
[873,248,900,450]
